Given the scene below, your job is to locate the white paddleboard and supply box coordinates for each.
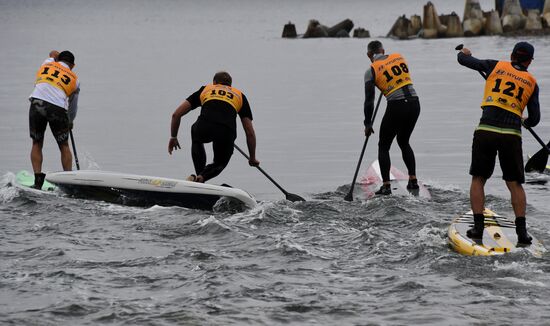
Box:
[359,159,431,199]
[46,170,256,210]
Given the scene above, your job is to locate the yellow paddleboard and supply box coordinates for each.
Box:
[448,208,545,257]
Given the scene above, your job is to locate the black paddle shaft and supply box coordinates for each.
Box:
[69,130,80,170]
[233,144,305,202]
[344,92,383,202]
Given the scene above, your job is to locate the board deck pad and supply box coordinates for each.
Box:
[358,160,431,199]
[15,170,56,192]
[448,208,545,257]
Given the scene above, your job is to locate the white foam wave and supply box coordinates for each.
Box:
[81,151,101,170]
[226,201,275,223]
[0,172,21,203]
[493,261,544,274]
[275,235,314,256]
[421,179,467,194]
[196,215,232,232]
[226,200,302,224]
[497,277,547,287]
[415,225,447,246]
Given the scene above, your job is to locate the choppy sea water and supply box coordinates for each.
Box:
[2,0,550,324]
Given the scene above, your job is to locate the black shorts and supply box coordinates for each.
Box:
[470,129,524,183]
[191,119,235,147]
[29,98,70,144]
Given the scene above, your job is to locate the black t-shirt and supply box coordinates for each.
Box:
[186,86,253,132]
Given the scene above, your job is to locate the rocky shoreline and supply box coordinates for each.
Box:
[282,0,550,39]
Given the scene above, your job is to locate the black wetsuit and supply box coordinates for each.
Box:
[457,52,540,183]
[186,86,253,181]
[364,54,420,183]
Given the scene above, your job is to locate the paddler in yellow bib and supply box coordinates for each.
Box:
[29,50,80,189]
[168,71,259,183]
[457,42,541,245]
[364,40,421,195]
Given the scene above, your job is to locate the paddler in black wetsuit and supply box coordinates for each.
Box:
[457,42,541,244]
[364,40,421,195]
[168,71,259,183]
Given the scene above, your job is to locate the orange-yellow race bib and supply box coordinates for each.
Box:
[371,53,413,96]
[199,84,243,112]
[35,61,78,96]
[481,61,536,117]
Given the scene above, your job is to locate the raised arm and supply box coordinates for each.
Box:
[49,50,59,60]
[457,49,498,77]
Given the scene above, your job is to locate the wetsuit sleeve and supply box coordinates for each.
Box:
[523,84,540,128]
[364,67,376,127]
[67,84,80,122]
[185,86,205,109]
[457,52,498,77]
[238,94,253,120]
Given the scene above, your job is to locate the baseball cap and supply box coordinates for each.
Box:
[58,51,75,65]
[512,42,534,61]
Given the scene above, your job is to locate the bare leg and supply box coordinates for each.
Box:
[506,181,532,244]
[470,176,486,214]
[31,140,44,173]
[59,142,73,171]
[505,181,526,217]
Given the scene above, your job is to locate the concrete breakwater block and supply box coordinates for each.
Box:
[300,19,355,38]
[385,0,548,40]
[282,22,297,38]
[445,12,464,37]
[544,12,550,28]
[463,0,484,36]
[387,15,414,39]
[502,0,526,32]
[525,9,542,30]
[303,19,329,38]
[544,0,550,27]
[484,10,503,35]
[422,1,447,38]
[353,28,370,38]
[411,15,422,35]
[327,18,354,37]
[387,14,422,39]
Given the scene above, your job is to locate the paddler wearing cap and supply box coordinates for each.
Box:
[457,42,541,244]
[28,50,80,189]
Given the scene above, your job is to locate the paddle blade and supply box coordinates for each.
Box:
[286,192,306,202]
[455,44,464,50]
[525,148,549,173]
[343,192,353,202]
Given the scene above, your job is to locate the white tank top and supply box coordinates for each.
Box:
[29,58,73,109]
